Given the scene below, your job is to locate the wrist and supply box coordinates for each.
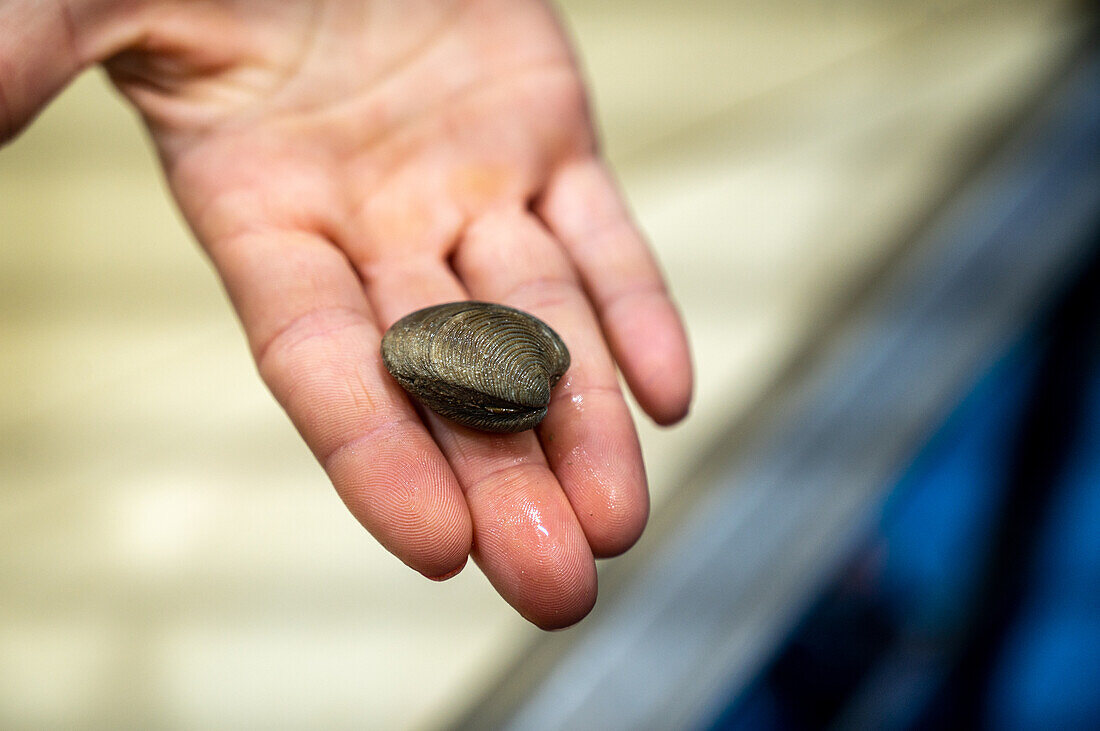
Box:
[0,0,145,142]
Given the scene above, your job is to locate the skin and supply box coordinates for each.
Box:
[3,0,693,629]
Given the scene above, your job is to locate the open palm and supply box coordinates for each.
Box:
[106,0,692,628]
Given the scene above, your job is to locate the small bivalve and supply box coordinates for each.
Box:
[381,301,570,433]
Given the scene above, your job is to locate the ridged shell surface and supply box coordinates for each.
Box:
[381,302,571,433]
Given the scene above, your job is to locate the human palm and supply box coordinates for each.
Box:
[104,0,692,628]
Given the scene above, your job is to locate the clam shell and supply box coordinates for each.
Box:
[381,301,570,433]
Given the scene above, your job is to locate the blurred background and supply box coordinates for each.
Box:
[2,0,1098,728]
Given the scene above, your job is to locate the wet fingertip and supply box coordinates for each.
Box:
[588,502,649,559]
[499,533,598,630]
[411,511,474,580]
[400,529,470,582]
[424,554,469,582]
[575,456,650,559]
[528,579,598,631]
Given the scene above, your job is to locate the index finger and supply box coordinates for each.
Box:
[206,226,473,579]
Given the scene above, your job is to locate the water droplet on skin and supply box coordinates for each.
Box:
[524,502,550,540]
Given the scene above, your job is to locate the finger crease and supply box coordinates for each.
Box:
[498,275,580,313]
[321,414,419,473]
[255,305,370,369]
[567,215,635,254]
[599,284,668,317]
[464,459,548,498]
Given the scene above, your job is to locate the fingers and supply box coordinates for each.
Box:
[360,255,597,629]
[453,208,649,558]
[537,157,693,425]
[206,227,472,579]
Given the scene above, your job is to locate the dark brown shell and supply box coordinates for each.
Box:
[380,301,570,433]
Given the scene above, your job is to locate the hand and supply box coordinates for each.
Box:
[104,0,692,628]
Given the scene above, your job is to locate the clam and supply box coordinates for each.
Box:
[381,301,570,433]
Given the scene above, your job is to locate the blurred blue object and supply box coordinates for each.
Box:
[713,215,1100,731]
[986,305,1100,731]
